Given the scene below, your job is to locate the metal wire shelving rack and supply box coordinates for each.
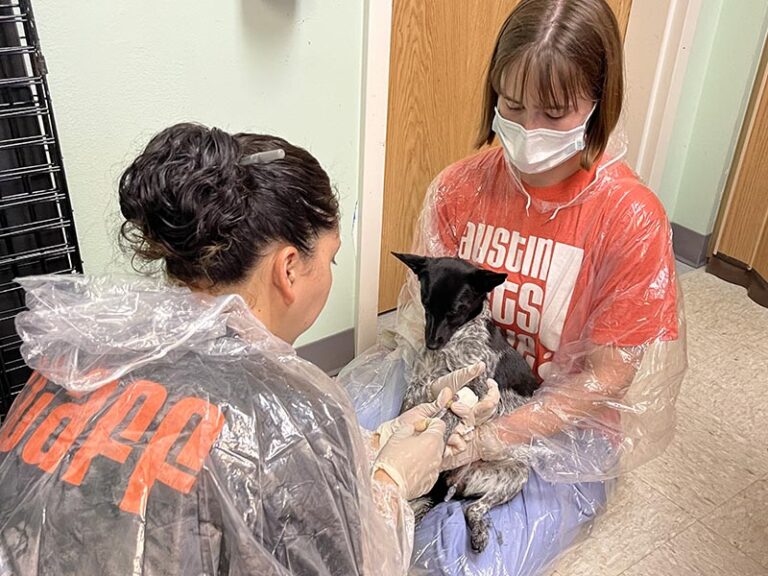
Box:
[0,0,82,418]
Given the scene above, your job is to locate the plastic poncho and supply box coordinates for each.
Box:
[0,275,414,576]
[339,139,687,575]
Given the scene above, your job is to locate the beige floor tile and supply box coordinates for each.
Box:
[676,353,713,397]
[683,316,756,370]
[681,322,725,366]
[554,272,766,575]
[679,270,740,315]
[747,323,768,358]
[751,340,768,360]
[635,398,768,518]
[684,337,730,381]
[553,475,694,576]
[680,344,768,445]
[678,271,765,373]
[676,261,698,276]
[622,522,766,576]
[701,479,768,569]
[681,271,768,346]
[680,268,751,304]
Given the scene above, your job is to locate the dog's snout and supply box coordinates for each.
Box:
[426,330,448,350]
[426,339,443,351]
[425,315,451,350]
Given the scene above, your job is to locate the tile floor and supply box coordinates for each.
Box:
[377,263,768,575]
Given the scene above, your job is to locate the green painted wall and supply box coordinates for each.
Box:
[35,1,364,346]
[659,0,768,236]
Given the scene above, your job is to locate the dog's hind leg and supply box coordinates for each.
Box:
[462,459,529,553]
[411,496,436,524]
[411,474,451,524]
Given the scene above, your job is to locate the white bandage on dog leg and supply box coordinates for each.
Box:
[456,387,479,408]
[450,388,480,432]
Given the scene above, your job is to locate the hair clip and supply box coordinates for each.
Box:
[239,148,285,166]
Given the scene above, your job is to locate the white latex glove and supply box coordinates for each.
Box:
[374,418,447,499]
[428,362,486,401]
[376,387,453,449]
[440,420,509,471]
[446,378,501,452]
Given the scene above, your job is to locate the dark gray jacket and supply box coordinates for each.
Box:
[0,276,407,576]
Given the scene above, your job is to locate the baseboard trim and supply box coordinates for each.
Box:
[671,222,711,268]
[296,328,355,376]
[707,253,768,308]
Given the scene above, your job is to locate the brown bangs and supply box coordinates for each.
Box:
[492,45,593,113]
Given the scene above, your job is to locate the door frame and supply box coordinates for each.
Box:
[354,0,394,354]
[711,29,768,260]
[625,0,703,192]
[354,0,701,354]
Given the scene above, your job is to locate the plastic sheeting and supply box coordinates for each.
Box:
[339,139,687,574]
[0,275,414,576]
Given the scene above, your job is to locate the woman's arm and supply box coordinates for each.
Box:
[443,344,644,467]
[495,345,642,444]
[359,390,459,572]
[359,428,415,574]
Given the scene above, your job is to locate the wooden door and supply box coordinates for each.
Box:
[379,0,633,312]
[709,35,768,307]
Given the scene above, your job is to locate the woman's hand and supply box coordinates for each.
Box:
[374,418,447,500]
[375,387,454,449]
[440,420,509,471]
[450,378,500,428]
[445,378,501,453]
[428,362,486,400]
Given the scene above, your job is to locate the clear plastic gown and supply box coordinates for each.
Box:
[0,275,413,576]
[339,140,687,575]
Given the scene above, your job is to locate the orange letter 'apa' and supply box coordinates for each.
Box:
[0,373,54,453]
[119,396,224,515]
[62,380,168,486]
[21,382,117,473]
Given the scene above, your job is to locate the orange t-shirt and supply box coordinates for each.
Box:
[428,148,678,381]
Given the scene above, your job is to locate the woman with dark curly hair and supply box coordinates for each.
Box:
[0,123,479,575]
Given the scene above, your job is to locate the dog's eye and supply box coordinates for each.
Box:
[450,305,468,318]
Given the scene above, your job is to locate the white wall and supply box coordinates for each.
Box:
[34,0,364,345]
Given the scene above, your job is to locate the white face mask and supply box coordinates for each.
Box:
[492,105,596,174]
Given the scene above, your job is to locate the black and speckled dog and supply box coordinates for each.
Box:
[394,253,540,553]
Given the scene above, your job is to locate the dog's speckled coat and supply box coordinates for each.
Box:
[402,307,539,552]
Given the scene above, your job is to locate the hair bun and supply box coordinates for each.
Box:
[119,123,339,287]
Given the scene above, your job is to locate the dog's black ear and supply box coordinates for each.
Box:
[392,252,427,275]
[472,269,508,292]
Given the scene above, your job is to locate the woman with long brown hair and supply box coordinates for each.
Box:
[342,1,686,573]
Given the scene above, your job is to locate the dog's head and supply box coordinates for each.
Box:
[393,253,507,350]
